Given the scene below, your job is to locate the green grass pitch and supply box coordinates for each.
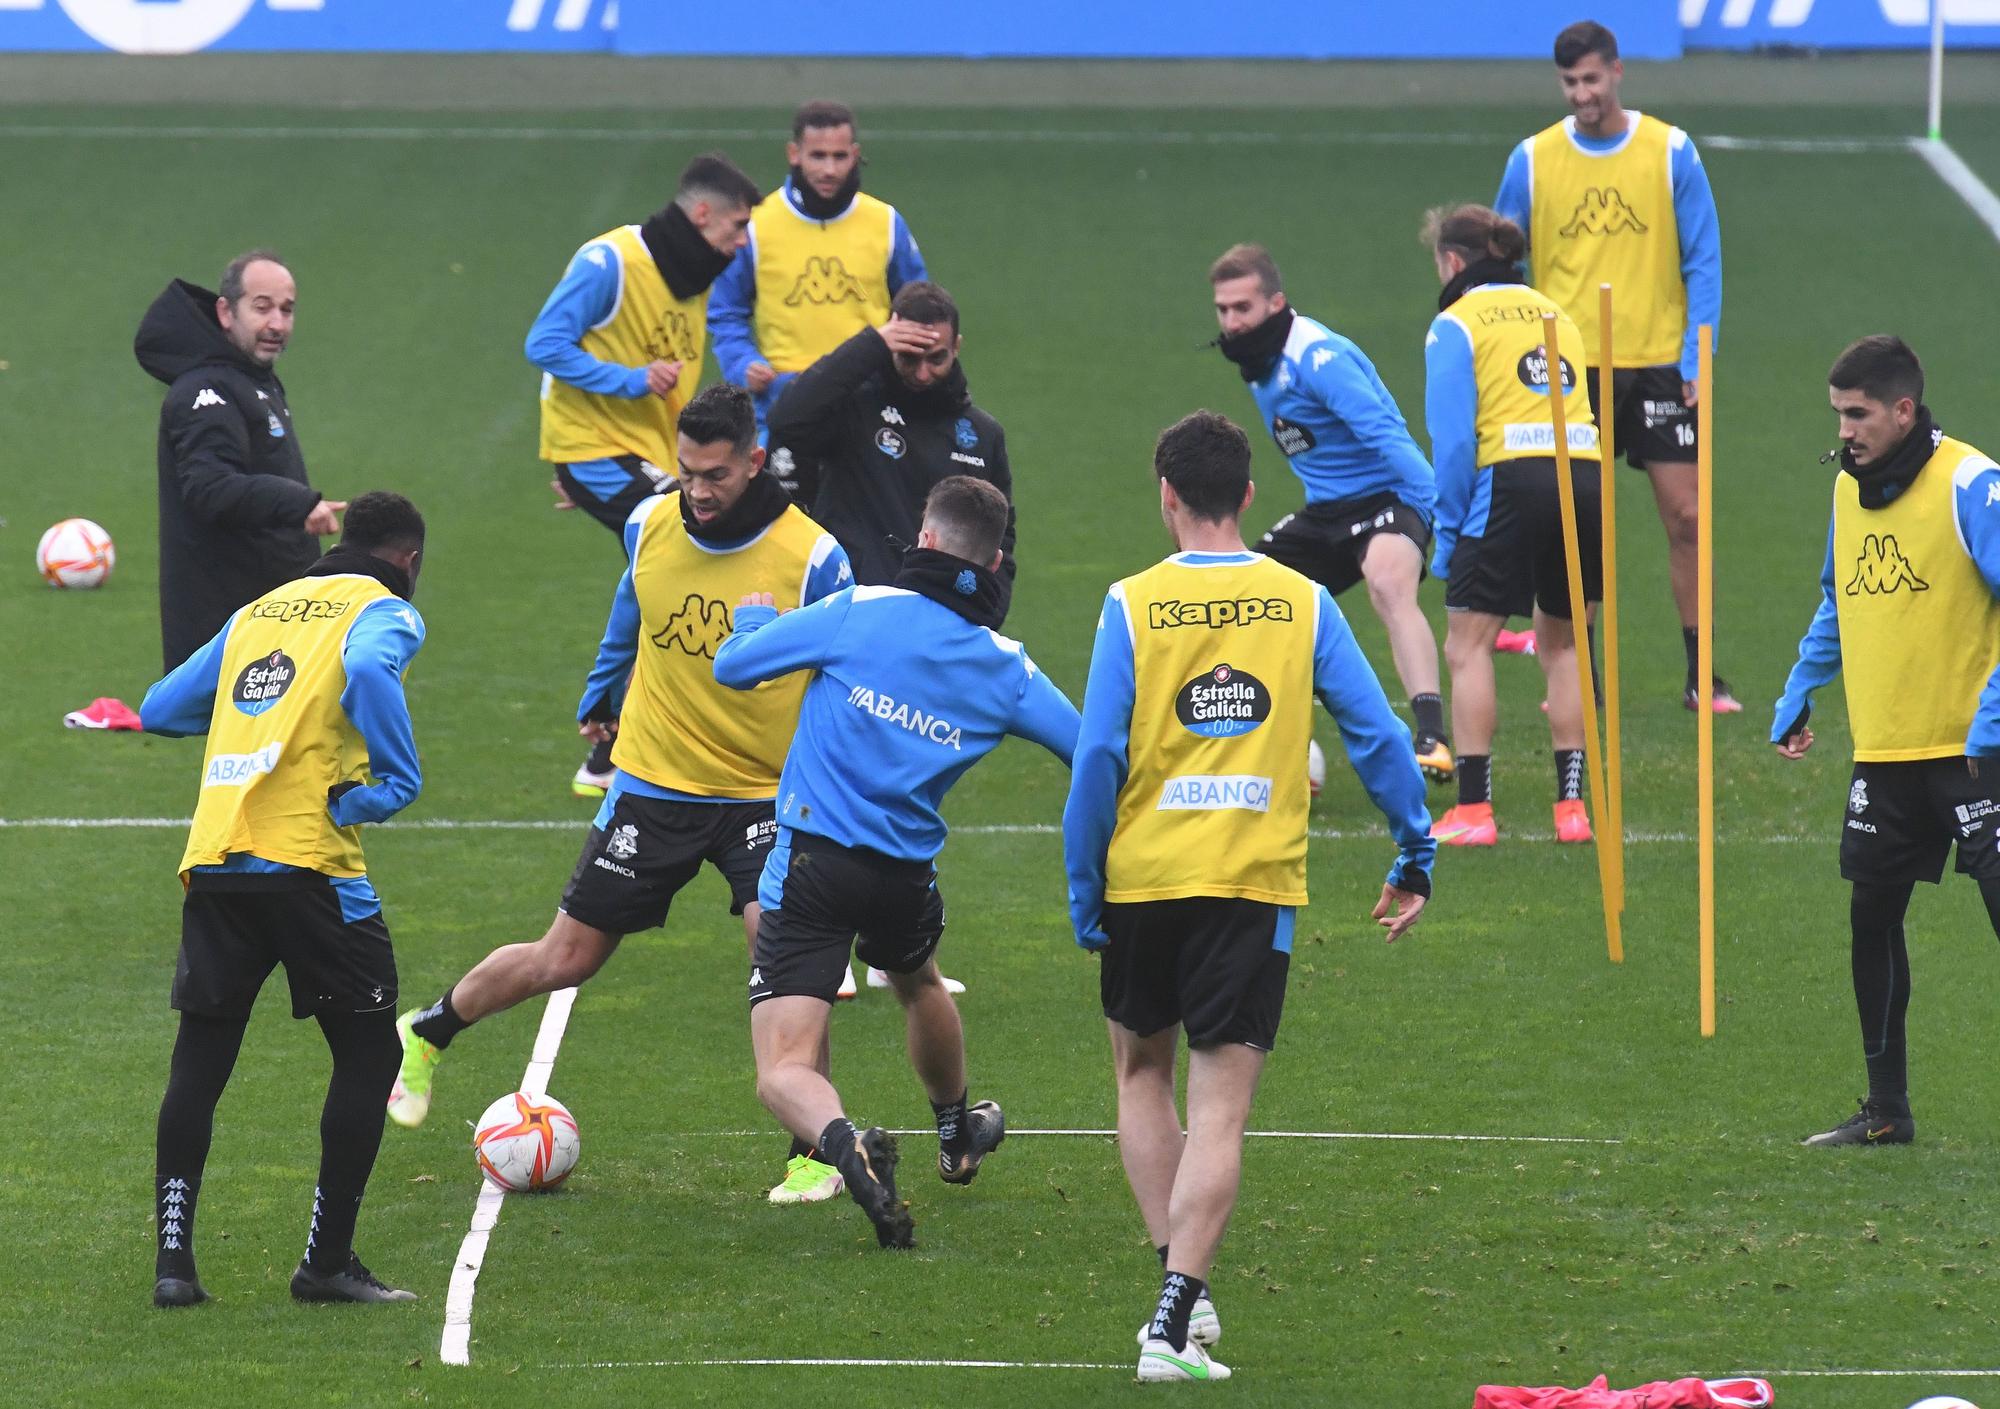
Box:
[4,59,2000,1407]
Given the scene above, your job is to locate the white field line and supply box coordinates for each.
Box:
[559,1357,1128,1370]
[0,815,1807,843]
[1912,135,2000,244]
[0,123,1910,153]
[439,985,577,1368]
[1750,1367,2000,1378]
[673,1126,1620,1144]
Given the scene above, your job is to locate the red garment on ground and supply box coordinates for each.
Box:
[1475,1375,1773,1409]
[63,696,142,731]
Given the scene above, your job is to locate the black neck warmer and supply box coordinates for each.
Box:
[1844,405,1942,510]
[788,165,863,222]
[679,470,792,543]
[897,361,971,418]
[1438,256,1526,311]
[894,547,1007,630]
[640,203,734,302]
[1217,306,1295,383]
[306,545,414,601]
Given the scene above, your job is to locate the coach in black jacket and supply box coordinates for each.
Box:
[135,251,343,671]
[768,281,1016,600]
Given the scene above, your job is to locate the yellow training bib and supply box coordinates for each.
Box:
[1436,282,1600,470]
[749,191,896,374]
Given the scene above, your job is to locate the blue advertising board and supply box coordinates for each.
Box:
[0,0,617,54]
[1683,0,2000,50]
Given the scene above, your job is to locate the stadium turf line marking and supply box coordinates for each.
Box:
[673,1127,1621,1144]
[1912,136,2000,244]
[440,984,578,1368]
[1748,1367,2000,1378]
[0,816,1805,843]
[0,124,1911,154]
[555,1357,1127,1370]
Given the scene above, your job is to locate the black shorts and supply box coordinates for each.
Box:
[1586,364,1697,471]
[1444,456,1603,621]
[747,831,945,1006]
[1100,897,1293,1051]
[1257,491,1432,597]
[173,877,397,1022]
[1840,758,2000,885]
[555,455,672,537]
[558,793,777,934]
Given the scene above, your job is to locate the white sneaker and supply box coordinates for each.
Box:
[867,966,966,994]
[571,763,614,798]
[836,963,858,1000]
[1135,1296,1219,1346]
[1136,1336,1231,1382]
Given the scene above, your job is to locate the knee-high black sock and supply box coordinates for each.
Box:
[1850,880,1915,1111]
[1457,754,1492,807]
[155,1012,250,1281]
[585,735,614,774]
[305,1008,401,1272]
[1411,693,1447,746]
[409,986,470,1050]
[1682,627,1700,692]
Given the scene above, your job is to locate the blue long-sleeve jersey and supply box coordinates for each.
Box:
[1494,116,1723,383]
[1061,551,1436,947]
[710,179,928,426]
[1245,313,1435,514]
[523,234,654,399]
[1773,462,2000,757]
[1422,307,1486,579]
[577,493,852,812]
[139,594,425,917]
[713,585,1079,873]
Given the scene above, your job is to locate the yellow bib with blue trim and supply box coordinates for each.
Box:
[750,191,895,374]
[1437,283,1600,470]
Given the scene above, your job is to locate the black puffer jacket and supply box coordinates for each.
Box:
[767,328,1015,599]
[135,280,322,671]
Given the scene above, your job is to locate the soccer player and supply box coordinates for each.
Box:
[713,476,1079,1250]
[1063,411,1433,1381]
[1208,243,1453,783]
[1494,19,1732,713]
[139,492,429,1308]
[1422,204,1604,847]
[709,99,928,458]
[1773,336,2000,1147]
[390,386,856,1208]
[525,151,761,796]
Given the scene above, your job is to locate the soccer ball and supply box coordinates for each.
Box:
[36,518,115,589]
[1307,739,1326,799]
[473,1091,580,1193]
[1907,1398,1981,1409]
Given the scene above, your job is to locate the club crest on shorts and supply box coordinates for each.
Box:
[1848,778,1869,815]
[606,823,640,860]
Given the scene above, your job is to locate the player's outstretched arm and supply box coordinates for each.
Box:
[1772,512,1842,757]
[1006,656,1081,764]
[139,612,236,737]
[333,597,427,825]
[1061,587,1136,950]
[712,589,852,690]
[1310,587,1436,887]
[523,243,652,398]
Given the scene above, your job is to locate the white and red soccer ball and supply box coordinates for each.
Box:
[37,518,115,589]
[473,1091,580,1193]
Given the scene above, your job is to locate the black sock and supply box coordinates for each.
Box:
[1147,1270,1207,1352]
[305,1010,400,1272]
[1554,749,1585,803]
[155,1012,249,1282]
[1682,627,1700,692]
[1156,1243,1170,1267]
[409,987,470,1050]
[1586,621,1603,705]
[1457,754,1492,807]
[819,1117,859,1163]
[1411,693,1447,746]
[586,735,614,774]
[788,1136,814,1162]
[1851,881,1915,1113]
[932,1090,970,1155]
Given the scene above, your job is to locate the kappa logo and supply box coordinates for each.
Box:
[248,597,351,624]
[191,387,227,410]
[784,255,867,307]
[1844,534,1929,596]
[1148,597,1295,630]
[1986,481,2000,508]
[1849,778,1869,814]
[606,823,640,861]
[880,406,906,426]
[650,594,731,658]
[748,967,764,988]
[1559,187,1649,237]
[646,308,699,364]
[1309,347,1334,372]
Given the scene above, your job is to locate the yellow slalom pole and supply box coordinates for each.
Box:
[1598,285,1624,920]
[1697,325,1716,1036]
[1543,312,1621,965]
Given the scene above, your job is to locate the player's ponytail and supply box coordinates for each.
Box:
[1421,203,1525,266]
